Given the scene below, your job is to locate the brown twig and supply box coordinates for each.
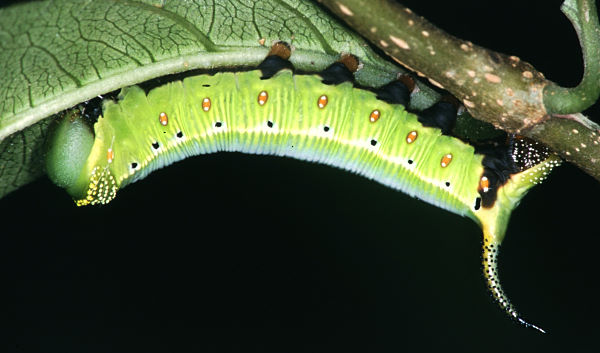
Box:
[317,0,600,181]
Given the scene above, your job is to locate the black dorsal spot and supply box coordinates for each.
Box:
[257,44,294,80]
[370,139,377,146]
[152,142,159,149]
[258,55,294,79]
[445,181,451,187]
[131,162,138,169]
[214,121,222,128]
[417,96,459,135]
[376,78,412,106]
[408,159,414,164]
[474,197,482,211]
[323,125,330,132]
[176,131,184,138]
[267,120,274,128]
[319,62,354,85]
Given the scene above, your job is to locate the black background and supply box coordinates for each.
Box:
[4,0,600,352]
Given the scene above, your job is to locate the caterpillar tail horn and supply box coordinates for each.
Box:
[474,154,561,334]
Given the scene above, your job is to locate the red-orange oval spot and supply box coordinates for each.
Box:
[440,153,453,168]
[369,109,380,123]
[317,95,328,109]
[480,176,490,192]
[202,98,211,112]
[406,131,418,144]
[107,148,114,163]
[258,91,268,106]
[159,112,168,126]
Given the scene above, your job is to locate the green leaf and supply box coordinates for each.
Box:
[1,0,444,198]
[0,118,51,199]
[0,0,421,141]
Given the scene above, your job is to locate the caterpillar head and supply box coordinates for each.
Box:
[45,109,94,193]
[46,108,118,205]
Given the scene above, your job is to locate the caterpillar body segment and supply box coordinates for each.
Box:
[47,52,560,332]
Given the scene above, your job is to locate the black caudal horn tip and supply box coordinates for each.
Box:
[258,41,294,79]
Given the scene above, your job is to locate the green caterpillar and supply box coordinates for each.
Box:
[45,47,560,332]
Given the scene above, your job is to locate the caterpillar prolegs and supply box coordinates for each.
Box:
[46,43,560,332]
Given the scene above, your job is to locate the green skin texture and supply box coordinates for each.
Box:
[47,68,560,331]
[45,111,94,190]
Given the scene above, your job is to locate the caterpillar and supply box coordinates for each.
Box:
[45,42,560,332]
